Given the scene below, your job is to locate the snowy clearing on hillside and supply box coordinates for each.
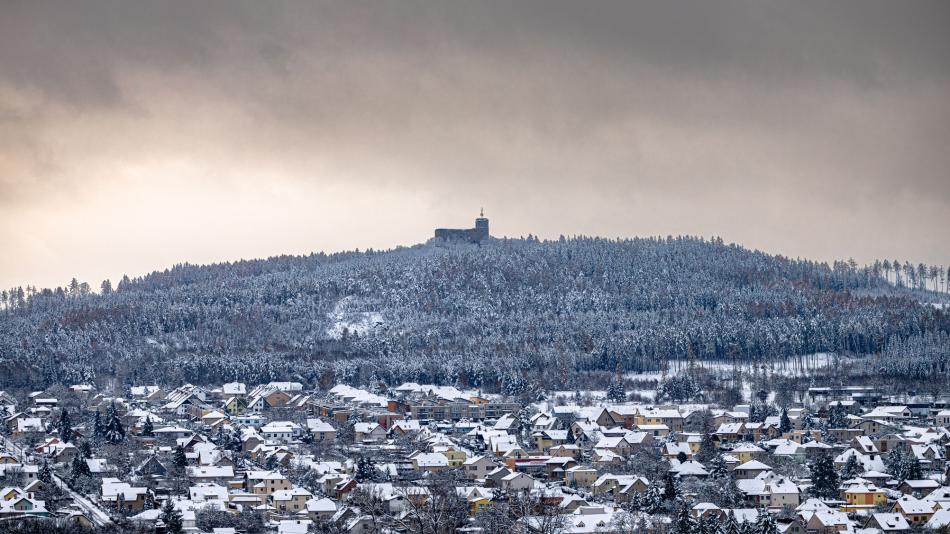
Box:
[624,353,842,383]
[326,296,384,339]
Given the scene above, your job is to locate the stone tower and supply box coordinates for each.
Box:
[473,208,489,241]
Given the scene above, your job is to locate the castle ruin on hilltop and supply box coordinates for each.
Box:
[434,209,490,243]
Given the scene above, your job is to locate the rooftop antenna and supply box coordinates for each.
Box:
[480,207,484,217]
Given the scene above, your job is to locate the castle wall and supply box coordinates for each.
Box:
[433,215,490,243]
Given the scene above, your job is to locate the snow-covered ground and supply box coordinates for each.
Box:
[326,296,385,339]
[623,352,840,382]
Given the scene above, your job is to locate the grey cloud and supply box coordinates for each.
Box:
[0,0,948,289]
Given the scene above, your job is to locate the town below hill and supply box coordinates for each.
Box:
[1,377,949,533]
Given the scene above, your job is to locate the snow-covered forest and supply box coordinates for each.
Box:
[0,235,947,391]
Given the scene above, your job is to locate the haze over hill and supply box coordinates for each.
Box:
[1,235,947,392]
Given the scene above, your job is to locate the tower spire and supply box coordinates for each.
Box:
[480,207,484,217]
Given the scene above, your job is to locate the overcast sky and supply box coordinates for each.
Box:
[2,1,949,290]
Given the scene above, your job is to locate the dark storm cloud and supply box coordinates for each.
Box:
[1,0,949,289]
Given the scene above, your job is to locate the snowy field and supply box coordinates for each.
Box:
[623,352,840,382]
[326,296,385,339]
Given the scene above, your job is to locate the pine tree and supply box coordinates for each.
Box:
[173,445,188,470]
[886,448,907,481]
[779,407,791,434]
[161,498,184,534]
[827,404,846,429]
[904,454,923,481]
[671,500,696,534]
[841,454,863,480]
[356,456,373,482]
[808,452,840,499]
[606,376,626,403]
[69,454,90,482]
[723,511,741,534]
[57,409,73,443]
[228,427,243,452]
[801,411,815,430]
[723,476,745,508]
[709,454,730,479]
[93,409,105,440]
[39,459,53,483]
[628,491,643,512]
[643,485,663,514]
[756,509,779,534]
[698,513,718,534]
[104,402,125,444]
[141,416,154,437]
[663,470,680,501]
[696,432,717,463]
[79,440,93,458]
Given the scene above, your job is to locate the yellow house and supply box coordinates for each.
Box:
[2,488,24,501]
[470,495,492,515]
[843,484,887,509]
[222,397,245,415]
[461,488,493,516]
[686,435,703,455]
[729,443,764,464]
[533,430,567,453]
[437,448,467,468]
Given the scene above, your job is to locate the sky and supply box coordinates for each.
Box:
[1,1,949,291]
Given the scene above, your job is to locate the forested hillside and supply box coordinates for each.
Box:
[1,236,947,391]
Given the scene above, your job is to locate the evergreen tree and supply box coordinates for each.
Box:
[628,491,643,512]
[161,498,184,534]
[698,513,718,534]
[606,376,626,403]
[723,511,741,534]
[141,416,154,437]
[904,454,923,481]
[808,452,840,499]
[356,456,373,482]
[723,476,745,508]
[57,409,73,443]
[79,440,93,458]
[643,485,663,514]
[696,432,717,463]
[93,409,105,440]
[841,454,863,480]
[104,402,125,444]
[671,500,696,534]
[69,454,90,482]
[227,427,243,452]
[173,445,188,470]
[801,412,816,430]
[709,454,730,479]
[755,509,779,534]
[827,404,846,429]
[886,448,907,481]
[38,459,53,483]
[663,470,680,501]
[779,407,792,434]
